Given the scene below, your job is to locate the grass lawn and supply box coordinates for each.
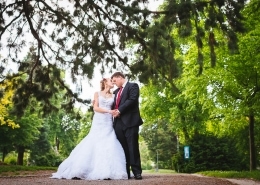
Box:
[197,170,260,181]
[144,169,260,181]
[0,165,57,176]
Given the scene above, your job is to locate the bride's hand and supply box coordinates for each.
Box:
[110,110,118,117]
[109,110,115,115]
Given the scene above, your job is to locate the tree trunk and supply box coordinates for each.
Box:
[2,147,7,162]
[17,146,25,165]
[56,136,60,151]
[249,113,256,171]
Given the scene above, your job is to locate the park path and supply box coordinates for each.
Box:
[1,172,260,185]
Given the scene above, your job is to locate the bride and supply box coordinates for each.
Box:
[51,78,128,180]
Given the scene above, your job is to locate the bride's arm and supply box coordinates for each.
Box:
[93,92,112,113]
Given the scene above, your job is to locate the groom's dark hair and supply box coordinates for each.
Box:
[111,72,125,79]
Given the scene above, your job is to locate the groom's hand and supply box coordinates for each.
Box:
[111,109,120,117]
[111,110,117,117]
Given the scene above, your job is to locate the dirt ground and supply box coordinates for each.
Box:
[0,170,260,185]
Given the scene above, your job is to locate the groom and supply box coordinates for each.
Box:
[111,72,143,180]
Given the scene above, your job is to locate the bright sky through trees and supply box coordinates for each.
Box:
[69,0,163,111]
[1,0,163,111]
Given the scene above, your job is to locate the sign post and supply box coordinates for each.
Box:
[184,146,190,159]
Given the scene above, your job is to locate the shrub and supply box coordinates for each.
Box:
[173,133,247,173]
[4,151,17,165]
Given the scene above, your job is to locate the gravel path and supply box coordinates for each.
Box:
[1,172,260,185]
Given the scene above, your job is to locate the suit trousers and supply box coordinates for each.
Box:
[114,117,142,177]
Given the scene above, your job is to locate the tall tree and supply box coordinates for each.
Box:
[140,119,177,169]
[0,79,20,161]
[46,109,84,157]
[140,0,259,171]
[8,103,42,165]
[0,80,19,128]
[0,0,246,115]
[137,0,247,148]
[131,0,246,83]
[0,0,152,114]
[178,22,260,172]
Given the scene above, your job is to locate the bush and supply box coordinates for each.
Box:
[4,151,17,165]
[3,151,30,165]
[142,161,153,170]
[173,133,247,173]
[29,151,63,167]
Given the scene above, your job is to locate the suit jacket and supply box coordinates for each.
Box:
[113,82,143,128]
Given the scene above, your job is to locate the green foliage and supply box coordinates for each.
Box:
[7,52,86,117]
[0,165,56,174]
[140,118,177,170]
[198,170,260,181]
[57,115,82,157]
[173,134,247,173]
[29,152,63,167]
[76,111,93,142]
[132,0,246,83]
[29,124,62,167]
[44,108,93,159]
[3,151,29,166]
[0,80,19,128]
[4,152,17,165]
[9,111,41,153]
[0,102,42,165]
[140,82,173,123]
[139,0,260,171]
[1,0,247,115]
[139,140,153,170]
[1,0,152,114]
[1,0,259,173]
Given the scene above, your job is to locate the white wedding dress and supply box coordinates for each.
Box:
[51,92,128,180]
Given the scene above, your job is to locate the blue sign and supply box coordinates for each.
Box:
[184,146,190,159]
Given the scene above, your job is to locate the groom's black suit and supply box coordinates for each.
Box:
[113,81,143,178]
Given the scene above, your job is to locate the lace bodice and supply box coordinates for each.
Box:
[97,92,114,111]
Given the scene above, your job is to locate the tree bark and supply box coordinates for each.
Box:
[17,146,25,165]
[249,113,256,171]
[2,147,7,162]
[56,136,60,151]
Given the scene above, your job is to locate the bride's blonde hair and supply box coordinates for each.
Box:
[100,78,107,91]
[100,78,112,94]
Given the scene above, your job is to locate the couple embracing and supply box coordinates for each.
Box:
[51,72,143,180]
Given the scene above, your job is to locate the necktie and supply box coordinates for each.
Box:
[115,87,123,109]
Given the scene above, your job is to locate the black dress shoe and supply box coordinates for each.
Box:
[72,177,81,180]
[134,174,142,180]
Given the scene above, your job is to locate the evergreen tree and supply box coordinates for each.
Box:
[29,124,62,166]
[1,0,246,115]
